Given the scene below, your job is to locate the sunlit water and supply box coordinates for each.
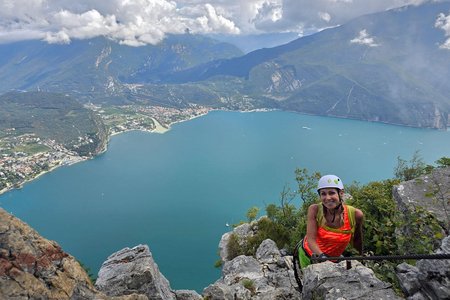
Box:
[1,110,449,292]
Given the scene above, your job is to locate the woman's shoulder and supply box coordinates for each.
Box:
[308,203,320,214]
[309,203,319,209]
[344,204,364,221]
[355,208,364,221]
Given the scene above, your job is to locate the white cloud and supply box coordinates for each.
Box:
[0,0,241,45]
[328,0,353,3]
[350,29,380,47]
[435,12,450,50]
[202,3,240,34]
[318,12,331,22]
[0,0,439,45]
[44,31,71,44]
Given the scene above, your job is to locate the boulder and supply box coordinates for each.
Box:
[393,166,450,231]
[95,244,176,299]
[396,235,450,300]
[174,289,202,300]
[255,239,281,264]
[219,220,260,262]
[302,260,403,299]
[205,239,302,299]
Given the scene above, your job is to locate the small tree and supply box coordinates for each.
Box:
[246,206,260,222]
[226,233,243,260]
[394,150,427,181]
[292,168,321,244]
[436,157,450,168]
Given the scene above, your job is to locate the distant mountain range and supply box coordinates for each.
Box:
[0,1,449,129]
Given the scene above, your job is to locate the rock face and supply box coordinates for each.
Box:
[0,207,102,300]
[302,260,403,300]
[209,238,403,299]
[205,239,301,299]
[95,245,175,299]
[95,244,201,300]
[219,219,261,262]
[396,235,450,300]
[393,166,450,231]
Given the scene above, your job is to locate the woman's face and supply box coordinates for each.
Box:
[319,188,343,209]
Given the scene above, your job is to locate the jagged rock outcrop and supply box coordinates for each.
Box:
[302,260,402,299]
[396,235,450,300]
[209,238,404,299]
[0,207,101,299]
[205,239,301,299]
[219,219,262,262]
[393,166,450,231]
[95,244,201,300]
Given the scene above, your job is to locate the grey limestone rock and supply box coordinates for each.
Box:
[174,289,202,300]
[302,260,403,300]
[203,282,234,300]
[393,166,450,231]
[255,239,281,264]
[219,220,261,262]
[95,244,176,300]
[218,231,233,263]
[207,239,301,300]
[396,235,450,300]
[210,237,403,299]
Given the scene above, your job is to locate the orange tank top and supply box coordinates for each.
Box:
[304,204,352,257]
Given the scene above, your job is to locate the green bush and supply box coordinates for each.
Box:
[226,233,243,260]
[214,259,223,268]
[436,157,450,168]
[241,278,256,294]
[346,179,400,255]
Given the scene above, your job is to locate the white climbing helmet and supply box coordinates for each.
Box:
[317,174,344,192]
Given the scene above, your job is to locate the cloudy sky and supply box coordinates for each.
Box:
[0,0,447,46]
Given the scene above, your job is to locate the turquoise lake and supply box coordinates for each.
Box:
[1,110,449,292]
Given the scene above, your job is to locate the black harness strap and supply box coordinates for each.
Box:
[292,240,303,291]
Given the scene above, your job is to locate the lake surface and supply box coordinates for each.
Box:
[1,110,449,292]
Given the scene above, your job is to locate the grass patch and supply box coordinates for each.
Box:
[13,143,50,155]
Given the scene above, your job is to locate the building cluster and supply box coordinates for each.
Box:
[131,104,211,126]
[96,104,211,134]
[0,133,81,193]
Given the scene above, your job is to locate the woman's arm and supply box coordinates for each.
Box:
[352,208,364,254]
[306,204,323,255]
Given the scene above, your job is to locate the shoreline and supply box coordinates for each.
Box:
[0,155,85,197]
[0,109,213,198]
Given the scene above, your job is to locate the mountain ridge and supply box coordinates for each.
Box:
[0,2,449,129]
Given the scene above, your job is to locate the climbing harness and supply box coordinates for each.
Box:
[292,240,303,291]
